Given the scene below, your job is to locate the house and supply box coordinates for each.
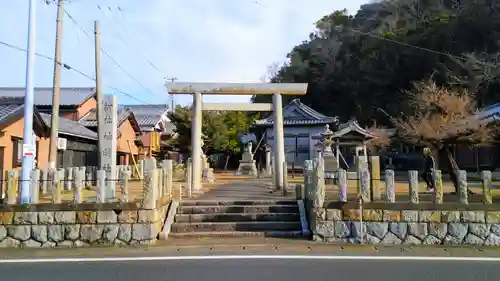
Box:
[39,113,98,168]
[0,87,101,169]
[79,106,142,165]
[122,104,175,158]
[0,97,49,176]
[0,87,96,121]
[0,96,102,176]
[254,99,338,166]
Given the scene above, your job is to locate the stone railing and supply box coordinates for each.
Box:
[302,157,500,246]
[0,158,178,248]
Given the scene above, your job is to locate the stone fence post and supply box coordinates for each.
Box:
[74,168,84,203]
[186,158,192,197]
[30,169,40,204]
[52,169,64,204]
[359,167,371,202]
[481,171,492,204]
[96,169,106,203]
[6,170,17,204]
[142,168,158,209]
[65,167,73,191]
[40,168,48,194]
[408,170,419,203]
[282,161,288,196]
[432,170,443,204]
[385,169,395,203]
[157,167,164,197]
[338,168,347,202]
[165,160,173,198]
[120,169,130,202]
[369,156,381,201]
[303,160,312,201]
[312,157,325,208]
[458,170,468,204]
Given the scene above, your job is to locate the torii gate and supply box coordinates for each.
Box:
[166,82,308,193]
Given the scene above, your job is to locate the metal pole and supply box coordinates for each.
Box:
[20,0,38,204]
[191,92,202,192]
[272,93,285,190]
[48,0,64,169]
[94,21,103,168]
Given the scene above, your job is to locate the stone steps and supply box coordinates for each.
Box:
[169,199,304,238]
[180,200,297,206]
[171,221,302,232]
[177,205,299,215]
[175,213,300,223]
[168,230,303,238]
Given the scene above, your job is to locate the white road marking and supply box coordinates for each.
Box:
[0,255,500,263]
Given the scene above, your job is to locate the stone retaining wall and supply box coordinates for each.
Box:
[310,203,500,246]
[0,198,170,248]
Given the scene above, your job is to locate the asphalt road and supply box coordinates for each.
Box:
[2,256,500,281]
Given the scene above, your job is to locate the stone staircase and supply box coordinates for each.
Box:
[169,200,304,238]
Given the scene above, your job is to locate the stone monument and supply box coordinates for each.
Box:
[317,124,338,179]
[98,95,118,200]
[200,136,215,183]
[236,142,258,176]
[262,144,272,177]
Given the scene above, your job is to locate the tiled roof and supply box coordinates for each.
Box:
[122,104,176,134]
[0,87,95,106]
[40,113,97,140]
[0,97,48,134]
[254,99,338,126]
[0,97,25,126]
[122,104,168,116]
[79,106,134,127]
[135,115,162,129]
[164,121,176,135]
[333,119,375,138]
[78,106,141,138]
[475,103,500,122]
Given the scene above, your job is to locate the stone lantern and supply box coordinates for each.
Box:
[319,124,335,153]
[317,124,338,178]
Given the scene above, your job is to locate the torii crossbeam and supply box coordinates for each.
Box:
[166,82,308,193]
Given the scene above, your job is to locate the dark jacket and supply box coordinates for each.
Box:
[423,155,435,173]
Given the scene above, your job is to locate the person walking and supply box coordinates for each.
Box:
[422,147,435,191]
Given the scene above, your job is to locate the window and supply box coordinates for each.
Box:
[11,137,22,167]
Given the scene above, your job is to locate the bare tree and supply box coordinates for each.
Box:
[260,62,281,83]
[365,122,392,153]
[381,79,494,191]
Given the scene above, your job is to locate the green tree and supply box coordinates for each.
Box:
[167,106,257,166]
[254,0,500,126]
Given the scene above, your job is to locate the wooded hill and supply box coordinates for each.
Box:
[252,0,500,126]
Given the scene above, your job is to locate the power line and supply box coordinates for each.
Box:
[69,3,165,74]
[63,8,163,101]
[342,26,498,68]
[96,4,165,75]
[0,39,165,107]
[100,2,165,73]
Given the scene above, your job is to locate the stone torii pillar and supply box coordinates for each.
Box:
[166,82,308,192]
[191,92,203,192]
[272,93,285,190]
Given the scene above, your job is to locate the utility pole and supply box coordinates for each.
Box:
[165,76,177,112]
[20,0,38,204]
[94,20,103,168]
[48,0,65,169]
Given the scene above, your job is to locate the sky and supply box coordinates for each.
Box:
[0,0,369,106]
